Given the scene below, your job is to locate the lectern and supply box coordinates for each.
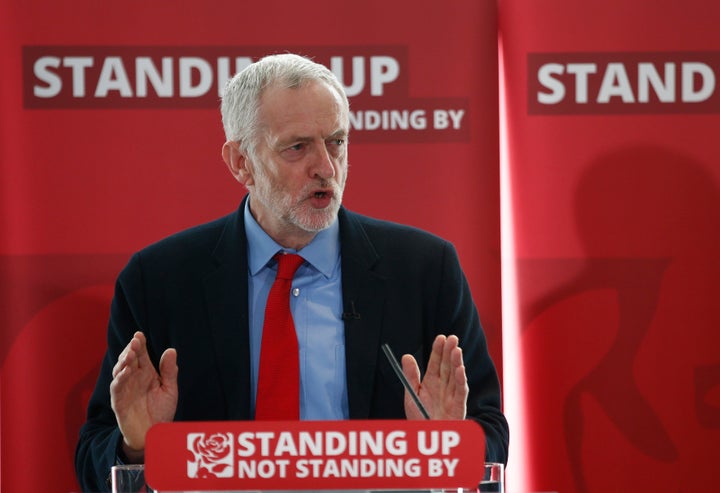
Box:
[142,420,487,492]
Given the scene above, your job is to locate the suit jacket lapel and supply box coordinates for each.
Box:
[339,208,387,418]
[200,203,387,420]
[202,200,252,420]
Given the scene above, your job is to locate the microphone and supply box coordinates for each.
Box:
[381,343,430,419]
[341,300,361,320]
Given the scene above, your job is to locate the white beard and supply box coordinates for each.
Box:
[250,161,345,234]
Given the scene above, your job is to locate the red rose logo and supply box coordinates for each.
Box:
[187,432,234,478]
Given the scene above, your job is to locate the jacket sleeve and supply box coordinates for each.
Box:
[75,254,146,492]
[435,241,509,464]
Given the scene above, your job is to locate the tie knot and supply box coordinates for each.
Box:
[274,253,304,280]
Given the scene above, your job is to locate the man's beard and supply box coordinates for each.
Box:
[251,163,345,233]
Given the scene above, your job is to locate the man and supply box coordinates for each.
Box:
[75,53,509,492]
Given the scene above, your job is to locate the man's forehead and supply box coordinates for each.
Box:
[260,79,346,107]
[258,83,348,138]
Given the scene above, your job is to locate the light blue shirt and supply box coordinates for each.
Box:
[244,200,349,420]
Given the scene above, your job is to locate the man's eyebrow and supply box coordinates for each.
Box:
[327,129,348,139]
[274,135,311,147]
[275,130,348,147]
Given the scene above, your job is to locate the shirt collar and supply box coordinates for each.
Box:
[244,198,340,278]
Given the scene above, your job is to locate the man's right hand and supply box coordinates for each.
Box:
[110,331,178,462]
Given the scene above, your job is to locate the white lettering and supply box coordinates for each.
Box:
[216,56,253,96]
[238,459,256,478]
[434,110,449,129]
[274,432,298,456]
[428,458,444,477]
[331,55,400,97]
[682,62,715,102]
[370,56,400,96]
[237,432,256,457]
[237,459,289,479]
[537,59,717,106]
[441,430,460,454]
[638,62,675,102]
[297,431,323,456]
[325,431,346,456]
[567,63,597,103]
[428,457,459,477]
[33,57,62,98]
[418,430,439,455]
[235,430,413,458]
[64,57,93,97]
[294,458,420,478]
[349,109,427,130]
[95,57,132,97]
[385,431,407,455]
[296,459,309,478]
[331,56,365,97]
[447,109,465,128]
[257,459,277,478]
[597,63,635,103]
[537,63,565,104]
[179,57,213,97]
[443,457,459,476]
[136,57,173,97]
[254,431,275,456]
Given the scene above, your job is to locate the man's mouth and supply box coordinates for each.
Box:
[309,189,334,208]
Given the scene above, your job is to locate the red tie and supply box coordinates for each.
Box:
[255,253,305,420]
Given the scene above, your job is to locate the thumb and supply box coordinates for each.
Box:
[159,348,178,389]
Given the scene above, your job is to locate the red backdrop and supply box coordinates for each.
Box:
[10,1,719,493]
[1,1,500,492]
[500,0,720,491]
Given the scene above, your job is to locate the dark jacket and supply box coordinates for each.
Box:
[75,200,509,492]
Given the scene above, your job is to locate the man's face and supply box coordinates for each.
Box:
[245,80,349,247]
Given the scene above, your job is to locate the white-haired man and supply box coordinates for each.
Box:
[76,53,509,492]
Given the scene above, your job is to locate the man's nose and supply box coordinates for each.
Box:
[311,144,336,179]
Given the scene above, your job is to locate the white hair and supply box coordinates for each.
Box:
[220,53,349,157]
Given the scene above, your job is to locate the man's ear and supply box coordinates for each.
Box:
[222,141,254,186]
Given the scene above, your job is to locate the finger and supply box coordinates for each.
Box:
[111,332,153,388]
[451,347,466,392]
[110,362,138,407]
[159,348,179,390]
[450,344,464,369]
[111,341,150,393]
[453,364,469,418]
[444,345,463,396]
[130,332,153,370]
[437,335,459,387]
[454,364,468,395]
[401,354,422,393]
[439,335,459,385]
[112,334,141,378]
[112,356,126,379]
[401,354,427,420]
[425,335,447,380]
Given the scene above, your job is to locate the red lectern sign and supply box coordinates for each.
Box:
[145,420,485,491]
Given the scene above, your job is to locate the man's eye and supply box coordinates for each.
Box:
[326,139,345,150]
[288,143,305,152]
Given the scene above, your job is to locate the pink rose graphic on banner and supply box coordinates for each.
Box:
[187,432,234,478]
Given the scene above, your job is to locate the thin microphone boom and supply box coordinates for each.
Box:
[381,343,430,420]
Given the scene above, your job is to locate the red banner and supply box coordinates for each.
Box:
[528,51,720,114]
[500,1,720,492]
[1,2,500,492]
[146,420,485,491]
[21,45,470,142]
